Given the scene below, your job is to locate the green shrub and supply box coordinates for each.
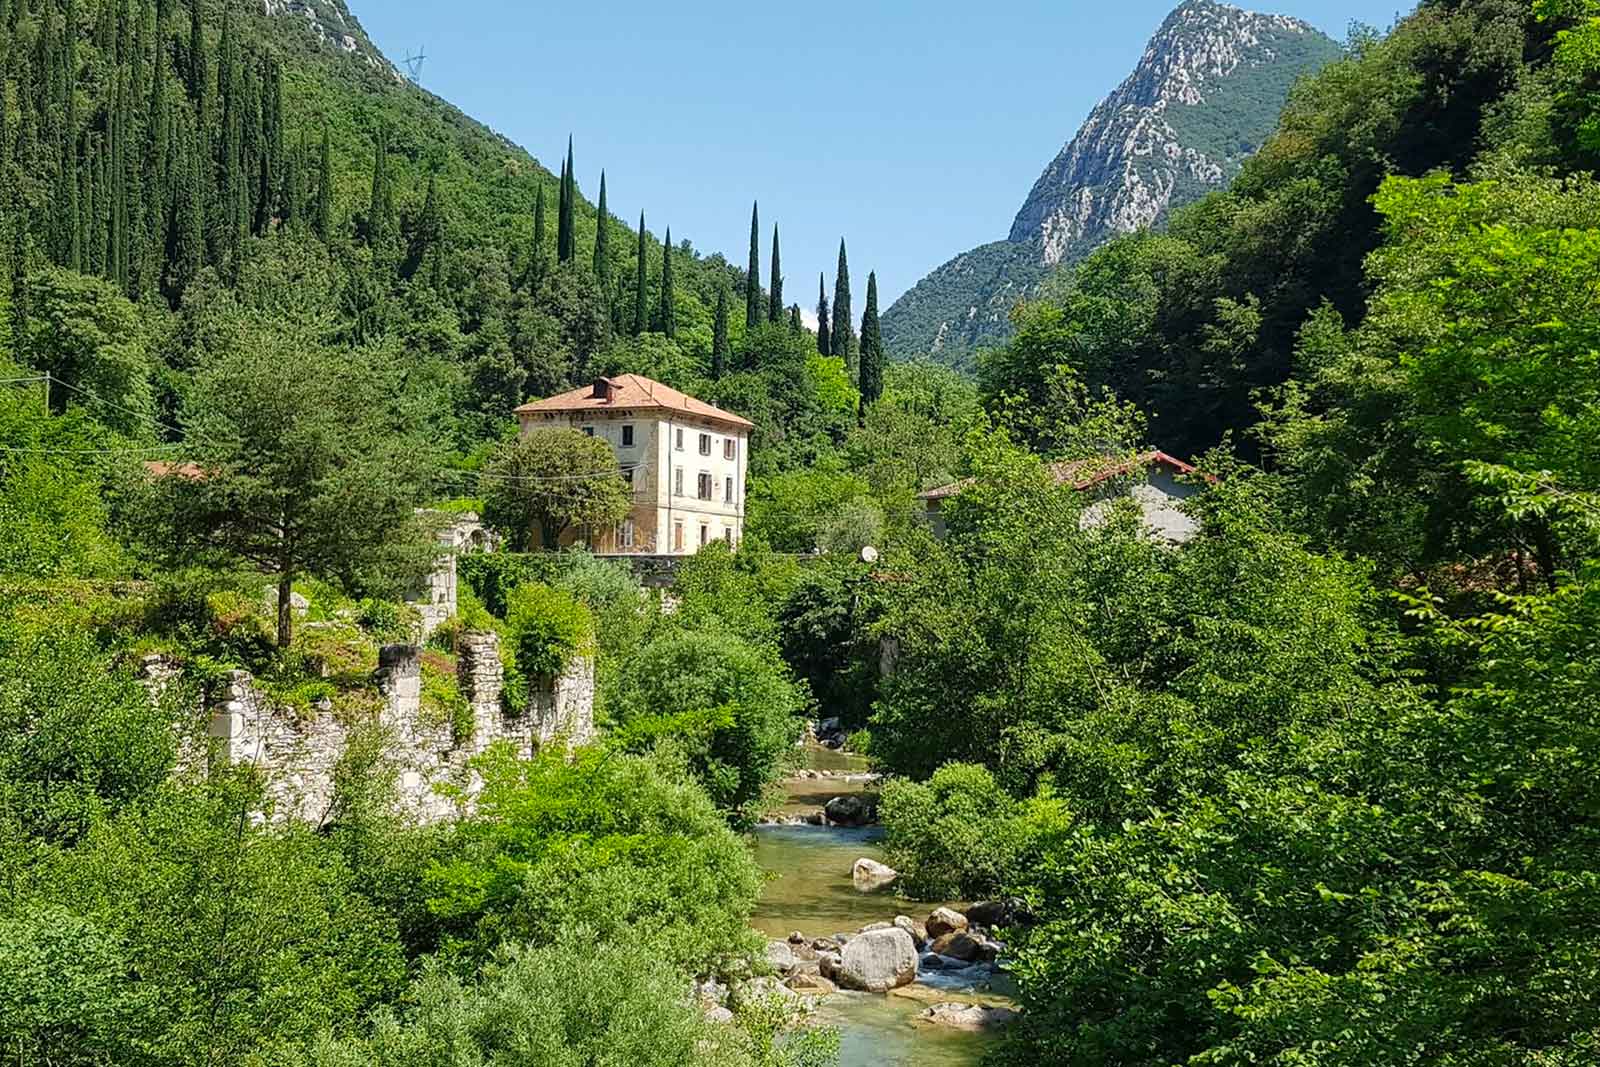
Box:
[420,653,473,744]
[424,745,763,973]
[620,624,804,819]
[356,598,420,645]
[879,762,1071,901]
[503,583,594,682]
[459,554,560,619]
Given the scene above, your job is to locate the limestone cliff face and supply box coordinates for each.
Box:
[882,0,1340,365]
[261,0,399,78]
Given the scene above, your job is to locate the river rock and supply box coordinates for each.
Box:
[834,927,919,992]
[852,858,898,893]
[704,1005,735,1024]
[694,976,729,1007]
[926,907,968,939]
[859,921,895,932]
[919,951,969,972]
[817,717,843,738]
[929,931,985,963]
[966,900,1021,928]
[894,915,928,945]
[825,794,873,826]
[917,1002,1019,1031]
[732,976,800,1009]
[765,939,798,974]
[818,950,842,980]
[784,973,838,997]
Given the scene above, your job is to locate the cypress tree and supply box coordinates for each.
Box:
[63,0,78,136]
[831,239,855,371]
[790,304,802,334]
[557,135,575,263]
[768,224,782,324]
[711,285,729,380]
[657,226,675,339]
[67,142,82,271]
[859,270,884,409]
[85,136,101,276]
[281,129,302,228]
[367,124,390,247]
[529,181,547,291]
[745,201,760,328]
[816,273,831,357]
[187,0,205,105]
[314,125,331,241]
[555,154,567,262]
[592,169,608,284]
[173,112,203,293]
[11,224,30,362]
[632,210,646,336]
[93,0,114,56]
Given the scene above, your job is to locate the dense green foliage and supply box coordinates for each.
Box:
[8,0,1600,1064]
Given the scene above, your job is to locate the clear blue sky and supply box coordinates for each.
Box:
[356,0,1411,313]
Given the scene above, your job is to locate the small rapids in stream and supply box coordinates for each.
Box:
[748,746,1016,1067]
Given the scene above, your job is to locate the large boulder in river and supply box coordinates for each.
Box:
[929,930,985,963]
[834,926,919,992]
[852,858,899,893]
[824,794,873,826]
[917,1002,1019,1031]
[926,907,968,939]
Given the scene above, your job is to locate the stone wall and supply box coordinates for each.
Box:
[197,635,595,825]
[411,513,497,642]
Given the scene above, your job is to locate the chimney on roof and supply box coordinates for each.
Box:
[592,377,615,401]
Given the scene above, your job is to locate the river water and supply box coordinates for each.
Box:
[748,747,1012,1067]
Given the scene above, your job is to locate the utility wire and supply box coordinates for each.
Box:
[45,373,189,441]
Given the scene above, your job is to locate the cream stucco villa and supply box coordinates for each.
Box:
[515,374,752,556]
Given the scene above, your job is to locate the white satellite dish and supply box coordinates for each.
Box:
[860,545,880,564]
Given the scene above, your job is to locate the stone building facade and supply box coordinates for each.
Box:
[186,635,594,825]
[515,374,752,555]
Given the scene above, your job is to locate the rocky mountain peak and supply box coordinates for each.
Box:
[882,0,1340,364]
[1009,0,1333,264]
[261,0,400,79]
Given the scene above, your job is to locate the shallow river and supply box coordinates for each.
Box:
[749,747,1010,1067]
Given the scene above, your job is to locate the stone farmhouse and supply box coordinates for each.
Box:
[918,450,1207,544]
[515,374,752,556]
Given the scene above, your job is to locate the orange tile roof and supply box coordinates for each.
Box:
[515,374,754,430]
[142,460,207,480]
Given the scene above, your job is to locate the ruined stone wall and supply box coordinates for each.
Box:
[195,635,595,825]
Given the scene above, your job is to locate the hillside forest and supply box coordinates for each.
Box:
[4,0,1600,1064]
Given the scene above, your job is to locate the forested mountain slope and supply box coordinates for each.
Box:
[881,0,1341,366]
[0,0,777,447]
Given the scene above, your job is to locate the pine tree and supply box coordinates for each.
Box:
[859,270,884,410]
[711,285,729,380]
[314,125,332,241]
[657,226,675,338]
[816,273,831,357]
[557,136,575,263]
[768,224,783,324]
[593,169,608,284]
[831,239,855,371]
[632,210,647,336]
[529,181,547,291]
[745,201,761,328]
